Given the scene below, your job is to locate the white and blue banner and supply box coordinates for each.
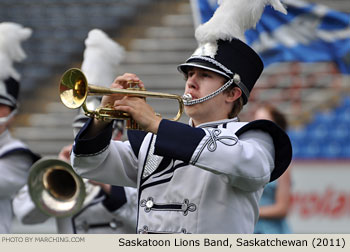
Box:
[190,0,350,74]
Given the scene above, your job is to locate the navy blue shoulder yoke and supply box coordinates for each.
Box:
[235,119,292,182]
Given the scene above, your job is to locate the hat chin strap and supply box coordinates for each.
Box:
[0,108,18,125]
[182,79,233,106]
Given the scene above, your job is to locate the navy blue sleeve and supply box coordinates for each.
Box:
[0,149,41,163]
[154,119,206,162]
[73,118,114,155]
[102,186,127,212]
[235,119,292,182]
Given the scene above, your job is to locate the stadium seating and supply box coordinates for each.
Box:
[0,0,155,92]
[288,96,350,159]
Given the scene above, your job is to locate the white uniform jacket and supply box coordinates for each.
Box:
[71,118,292,233]
[0,130,39,233]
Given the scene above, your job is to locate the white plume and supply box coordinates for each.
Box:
[195,0,287,44]
[0,22,32,81]
[81,29,125,88]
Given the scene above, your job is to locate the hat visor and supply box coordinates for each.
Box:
[0,97,17,109]
[177,61,231,80]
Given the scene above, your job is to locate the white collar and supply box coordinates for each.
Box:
[189,117,239,128]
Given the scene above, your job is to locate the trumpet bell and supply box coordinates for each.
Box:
[28,158,86,217]
[59,68,88,109]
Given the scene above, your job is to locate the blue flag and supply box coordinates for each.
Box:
[190,0,218,27]
[190,0,350,74]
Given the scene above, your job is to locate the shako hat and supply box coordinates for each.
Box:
[178,0,287,105]
[0,77,20,109]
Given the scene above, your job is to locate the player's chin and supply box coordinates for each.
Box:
[184,105,199,117]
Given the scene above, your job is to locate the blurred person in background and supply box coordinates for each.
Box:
[58,119,137,234]
[12,29,138,233]
[0,22,40,233]
[253,103,292,234]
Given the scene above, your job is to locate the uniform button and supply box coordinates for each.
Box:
[110,220,117,229]
[146,200,154,208]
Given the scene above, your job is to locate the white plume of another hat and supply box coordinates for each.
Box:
[0,22,32,81]
[73,29,125,135]
[81,29,125,88]
[194,0,287,55]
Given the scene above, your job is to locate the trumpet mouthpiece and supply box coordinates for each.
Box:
[182,93,192,102]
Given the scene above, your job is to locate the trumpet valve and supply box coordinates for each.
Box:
[126,118,141,130]
[127,80,145,91]
[95,106,130,121]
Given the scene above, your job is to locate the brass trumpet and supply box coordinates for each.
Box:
[59,68,184,130]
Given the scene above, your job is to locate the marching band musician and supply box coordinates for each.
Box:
[70,0,292,233]
[69,29,138,233]
[13,120,137,234]
[12,29,138,234]
[0,22,40,233]
[59,120,137,234]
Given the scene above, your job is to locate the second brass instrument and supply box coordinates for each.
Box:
[59,68,184,130]
[28,158,86,217]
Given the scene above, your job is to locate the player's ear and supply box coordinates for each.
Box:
[226,87,242,103]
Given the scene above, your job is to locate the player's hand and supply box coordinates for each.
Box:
[113,96,161,133]
[100,73,144,108]
[58,144,73,163]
